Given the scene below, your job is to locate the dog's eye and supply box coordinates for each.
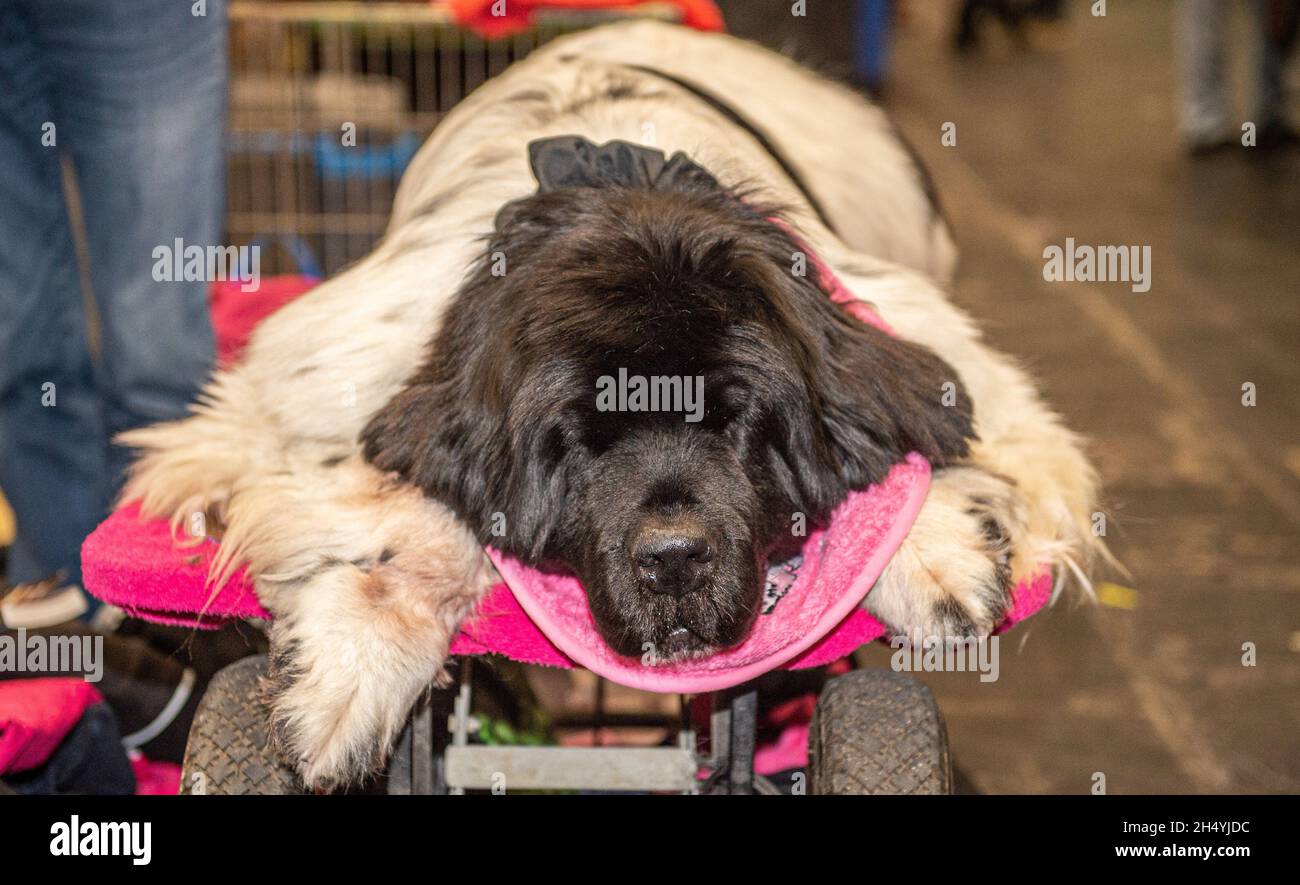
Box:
[539,423,568,465]
[702,403,734,429]
[702,384,749,431]
[581,411,622,454]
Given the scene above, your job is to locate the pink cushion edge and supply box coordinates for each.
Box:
[83,501,1054,690]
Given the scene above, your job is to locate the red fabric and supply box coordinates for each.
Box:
[0,678,104,774]
[210,275,319,368]
[447,0,725,39]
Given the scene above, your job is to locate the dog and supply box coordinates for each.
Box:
[120,21,1104,789]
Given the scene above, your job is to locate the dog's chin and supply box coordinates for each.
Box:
[653,626,721,663]
[581,548,766,663]
[587,586,759,663]
[597,621,723,664]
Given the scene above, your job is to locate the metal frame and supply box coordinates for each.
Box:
[226,2,682,275]
[386,656,782,795]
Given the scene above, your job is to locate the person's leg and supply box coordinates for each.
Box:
[1180,0,1233,148]
[36,0,224,492]
[954,0,985,50]
[1253,0,1297,142]
[0,4,110,587]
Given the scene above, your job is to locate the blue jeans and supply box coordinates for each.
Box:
[1180,0,1291,141]
[0,0,224,592]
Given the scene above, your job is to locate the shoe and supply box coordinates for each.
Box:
[0,575,88,629]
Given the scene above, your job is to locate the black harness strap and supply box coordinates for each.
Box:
[622,63,840,236]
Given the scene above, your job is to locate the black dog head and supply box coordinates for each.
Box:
[362,147,974,660]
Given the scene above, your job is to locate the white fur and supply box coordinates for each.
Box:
[120,21,1102,789]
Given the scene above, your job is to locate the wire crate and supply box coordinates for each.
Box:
[226,1,680,275]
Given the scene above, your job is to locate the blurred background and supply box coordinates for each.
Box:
[758,0,1300,794]
[2,0,1297,794]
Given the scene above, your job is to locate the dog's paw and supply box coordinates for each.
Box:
[865,466,1025,640]
[262,622,402,791]
[258,560,465,792]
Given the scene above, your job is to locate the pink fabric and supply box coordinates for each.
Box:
[81,505,1051,684]
[752,690,820,775]
[755,722,811,776]
[0,678,104,774]
[81,507,269,627]
[130,754,182,796]
[210,274,319,368]
[490,453,932,692]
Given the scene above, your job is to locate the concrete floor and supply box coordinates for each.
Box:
[719,0,1300,793]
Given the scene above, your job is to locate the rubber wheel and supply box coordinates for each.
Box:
[179,654,304,795]
[808,669,952,795]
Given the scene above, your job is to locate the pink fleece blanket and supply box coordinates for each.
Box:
[495,452,921,691]
[487,452,1049,691]
[82,478,1050,693]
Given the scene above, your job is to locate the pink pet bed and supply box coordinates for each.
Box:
[82,254,1051,695]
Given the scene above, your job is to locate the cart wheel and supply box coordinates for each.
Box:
[808,669,952,795]
[180,654,304,795]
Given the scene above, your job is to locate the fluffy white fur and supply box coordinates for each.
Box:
[120,21,1103,789]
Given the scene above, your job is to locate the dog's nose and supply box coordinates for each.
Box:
[633,529,715,595]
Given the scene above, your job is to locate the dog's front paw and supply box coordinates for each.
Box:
[257,558,471,791]
[262,622,402,791]
[865,467,1025,640]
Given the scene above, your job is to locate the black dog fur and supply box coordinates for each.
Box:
[361,175,975,658]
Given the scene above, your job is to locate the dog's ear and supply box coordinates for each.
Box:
[360,362,571,563]
[766,268,975,511]
[814,304,975,487]
[360,259,570,563]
